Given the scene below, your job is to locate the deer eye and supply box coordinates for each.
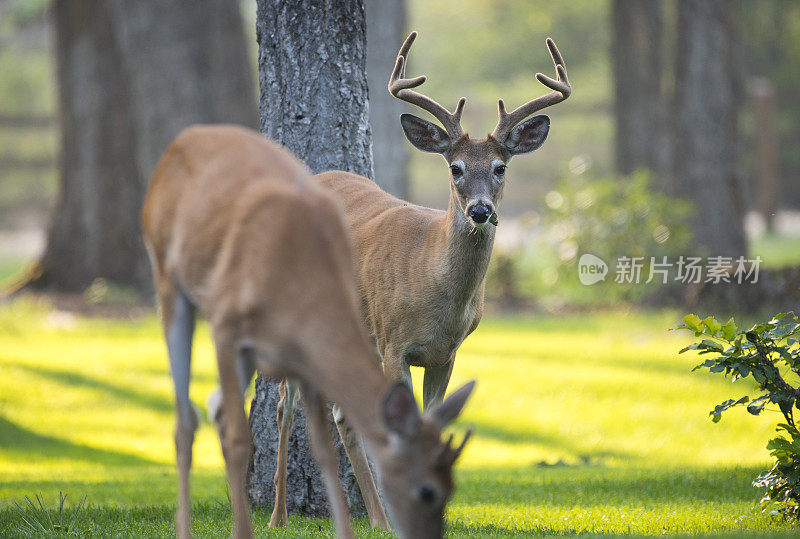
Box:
[418,485,437,504]
[494,164,506,176]
[450,164,463,177]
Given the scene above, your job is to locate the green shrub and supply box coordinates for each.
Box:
[484,170,694,309]
[542,170,692,304]
[677,312,800,522]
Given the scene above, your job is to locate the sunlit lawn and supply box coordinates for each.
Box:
[0,298,797,537]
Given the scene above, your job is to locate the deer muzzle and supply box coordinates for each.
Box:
[466,201,494,225]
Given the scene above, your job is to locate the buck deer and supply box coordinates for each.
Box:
[316,32,571,410]
[141,124,475,539]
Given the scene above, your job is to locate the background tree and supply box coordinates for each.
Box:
[366,0,408,199]
[671,0,746,257]
[611,0,669,183]
[738,0,800,216]
[248,0,372,516]
[33,0,255,294]
[609,0,747,259]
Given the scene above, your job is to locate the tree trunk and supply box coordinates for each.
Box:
[249,0,372,516]
[611,0,669,182]
[36,0,255,294]
[672,0,746,258]
[366,0,408,198]
[750,78,778,232]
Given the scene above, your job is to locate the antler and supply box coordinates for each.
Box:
[389,31,466,139]
[434,429,473,467]
[491,38,571,141]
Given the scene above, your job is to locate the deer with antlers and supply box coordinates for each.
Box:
[316,32,571,409]
[141,124,475,539]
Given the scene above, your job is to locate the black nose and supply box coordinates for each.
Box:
[468,203,492,224]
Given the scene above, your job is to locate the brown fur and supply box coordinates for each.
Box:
[315,136,508,408]
[314,33,570,411]
[141,124,473,539]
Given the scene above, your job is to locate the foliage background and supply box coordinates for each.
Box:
[2,0,800,298]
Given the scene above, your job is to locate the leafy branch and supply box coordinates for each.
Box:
[677,312,800,523]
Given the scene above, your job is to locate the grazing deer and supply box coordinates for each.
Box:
[316,32,571,410]
[141,124,475,539]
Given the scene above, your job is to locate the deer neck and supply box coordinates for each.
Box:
[440,190,495,302]
[303,330,392,448]
[335,365,391,447]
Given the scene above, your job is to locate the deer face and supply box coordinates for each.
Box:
[400,113,550,228]
[390,31,569,228]
[374,381,475,539]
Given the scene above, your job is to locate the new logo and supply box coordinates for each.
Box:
[578,254,608,285]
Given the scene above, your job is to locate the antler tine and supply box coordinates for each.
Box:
[388,31,465,138]
[434,433,455,462]
[435,429,473,466]
[444,432,455,447]
[492,37,571,141]
[453,429,472,460]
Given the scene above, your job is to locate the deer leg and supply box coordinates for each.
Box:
[214,333,254,539]
[422,361,454,412]
[269,378,297,528]
[207,348,256,443]
[303,388,355,539]
[163,288,198,539]
[332,405,390,531]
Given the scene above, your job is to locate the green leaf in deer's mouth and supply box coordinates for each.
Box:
[489,213,498,226]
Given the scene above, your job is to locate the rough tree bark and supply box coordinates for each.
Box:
[249,0,372,517]
[36,0,255,294]
[611,0,669,183]
[366,0,408,198]
[672,0,746,257]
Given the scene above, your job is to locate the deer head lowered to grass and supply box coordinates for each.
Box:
[141,124,475,539]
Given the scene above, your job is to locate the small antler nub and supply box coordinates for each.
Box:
[435,430,472,466]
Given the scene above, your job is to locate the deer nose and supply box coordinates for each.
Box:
[467,202,493,224]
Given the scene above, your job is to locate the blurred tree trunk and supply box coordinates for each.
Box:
[35,0,255,294]
[249,0,371,516]
[750,78,778,231]
[611,0,669,183]
[366,0,408,198]
[672,0,746,257]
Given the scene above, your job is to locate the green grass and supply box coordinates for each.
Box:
[749,233,800,268]
[0,299,797,537]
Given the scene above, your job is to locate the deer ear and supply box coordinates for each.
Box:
[504,115,549,155]
[381,381,421,437]
[427,380,475,429]
[400,113,451,154]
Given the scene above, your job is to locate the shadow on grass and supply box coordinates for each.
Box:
[0,415,158,467]
[15,363,174,414]
[455,464,768,507]
[463,344,697,380]
[467,418,637,464]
